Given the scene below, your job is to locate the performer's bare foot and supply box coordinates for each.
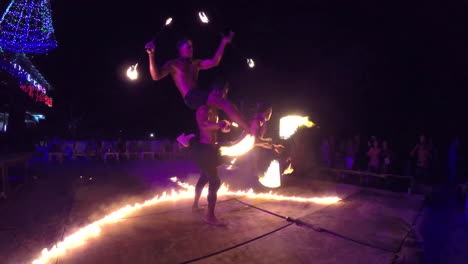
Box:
[177,133,196,148]
[204,217,226,226]
[192,205,204,213]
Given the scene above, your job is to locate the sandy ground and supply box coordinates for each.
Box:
[0,159,466,264]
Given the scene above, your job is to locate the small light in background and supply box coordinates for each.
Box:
[247,58,255,68]
[150,133,154,138]
[198,11,209,23]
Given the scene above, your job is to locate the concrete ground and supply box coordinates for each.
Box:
[0,159,466,264]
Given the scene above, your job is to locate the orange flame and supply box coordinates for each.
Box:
[259,160,281,188]
[283,163,294,175]
[31,177,340,264]
[279,115,314,139]
[219,134,255,157]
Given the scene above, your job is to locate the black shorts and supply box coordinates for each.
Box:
[191,141,223,170]
[184,89,209,110]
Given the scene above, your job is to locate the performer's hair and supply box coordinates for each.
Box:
[176,37,191,50]
[256,101,272,113]
[210,78,229,91]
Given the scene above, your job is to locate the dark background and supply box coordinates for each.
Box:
[2,0,467,154]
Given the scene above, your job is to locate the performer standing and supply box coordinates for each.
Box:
[190,83,232,226]
[145,33,251,133]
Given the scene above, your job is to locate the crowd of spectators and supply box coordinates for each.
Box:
[318,134,465,184]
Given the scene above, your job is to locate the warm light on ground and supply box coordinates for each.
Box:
[31,177,340,264]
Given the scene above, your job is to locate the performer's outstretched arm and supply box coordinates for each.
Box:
[200,32,235,70]
[145,41,172,80]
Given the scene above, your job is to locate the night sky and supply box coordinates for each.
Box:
[11,1,467,145]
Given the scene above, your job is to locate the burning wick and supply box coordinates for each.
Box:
[126,63,138,80]
[279,115,315,140]
[198,11,209,23]
[247,58,255,68]
[259,160,281,188]
[220,134,255,157]
[282,163,294,175]
[165,17,173,26]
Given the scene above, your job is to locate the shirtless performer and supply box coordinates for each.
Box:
[191,83,232,226]
[145,32,251,133]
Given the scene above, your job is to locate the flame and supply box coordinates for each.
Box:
[126,63,138,80]
[165,17,173,26]
[279,115,314,140]
[283,163,294,175]
[226,158,237,170]
[198,11,209,23]
[247,58,255,68]
[173,177,341,204]
[31,177,340,264]
[219,134,255,157]
[259,160,281,188]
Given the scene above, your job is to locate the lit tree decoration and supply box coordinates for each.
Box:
[0,0,58,53]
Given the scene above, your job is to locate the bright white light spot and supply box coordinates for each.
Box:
[231,122,239,128]
[198,11,209,23]
[150,133,154,138]
[126,63,138,80]
[165,17,173,26]
[247,58,255,68]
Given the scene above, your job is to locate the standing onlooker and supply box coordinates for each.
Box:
[447,137,461,184]
[320,138,331,167]
[381,140,394,173]
[410,134,432,183]
[344,138,356,170]
[368,140,381,172]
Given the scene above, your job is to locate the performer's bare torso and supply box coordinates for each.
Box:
[168,58,201,98]
[197,106,219,145]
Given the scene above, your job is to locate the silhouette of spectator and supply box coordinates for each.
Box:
[380,140,394,173]
[411,134,432,183]
[447,137,461,184]
[344,138,356,170]
[320,138,331,167]
[368,140,381,172]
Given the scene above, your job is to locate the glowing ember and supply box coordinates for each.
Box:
[247,58,255,68]
[279,115,314,139]
[226,158,237,170]
[198,11,209,23]
[165,17,173,26]
[219,134,255,157]
[126,63,138,80]
[259,160,281,188]
[31,177,340,264]
[283,163,294,175]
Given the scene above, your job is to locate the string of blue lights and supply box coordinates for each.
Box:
[0,0,57,53]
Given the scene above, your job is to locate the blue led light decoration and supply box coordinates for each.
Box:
[0,0,57,53]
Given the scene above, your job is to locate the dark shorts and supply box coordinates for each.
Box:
[191,141,224,171]
[184,89,209,110]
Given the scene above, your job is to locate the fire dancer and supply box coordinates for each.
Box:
[145,33,251,133]
[244,102,284,182]
[190,82,232,226]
